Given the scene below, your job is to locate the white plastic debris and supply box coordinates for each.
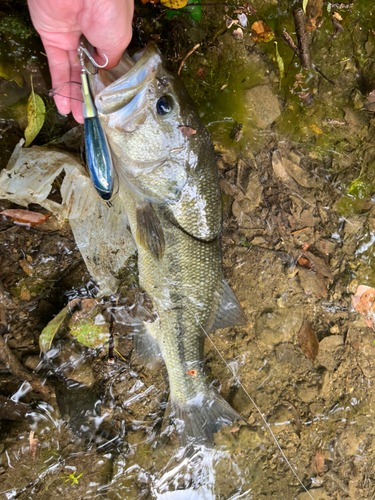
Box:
[237,13,247,27]
[0,140,136,295]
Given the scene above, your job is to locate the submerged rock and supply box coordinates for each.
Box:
[246,85,281,129]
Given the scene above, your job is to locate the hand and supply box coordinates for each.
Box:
[28,0,133,123]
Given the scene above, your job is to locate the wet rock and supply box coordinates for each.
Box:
[316,335,344,371]
[246,85,281,129]
[298,268,328,299]
[255,308,303,348]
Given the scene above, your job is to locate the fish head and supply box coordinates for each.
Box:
[93,44,198,202]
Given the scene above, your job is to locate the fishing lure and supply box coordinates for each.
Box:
[78,41,114,201]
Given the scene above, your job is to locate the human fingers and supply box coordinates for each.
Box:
[81,0,134,69]
[43,44,72,115]
[68,50,84,124]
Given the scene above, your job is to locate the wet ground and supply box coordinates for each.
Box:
[2,0,375,499]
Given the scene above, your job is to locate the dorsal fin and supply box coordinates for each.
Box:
[210,280,247,332]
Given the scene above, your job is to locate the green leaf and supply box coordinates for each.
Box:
[302,0,308,13]
[327,2,331,13]
[275,42,284,88]
[166,0,201,21]
[24,76,45,147]
[69,322,110,349]
[0,61,23,87]
[39,299,81,353]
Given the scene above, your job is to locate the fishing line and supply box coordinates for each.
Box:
[147,254,315,500]
[48,81,83,103]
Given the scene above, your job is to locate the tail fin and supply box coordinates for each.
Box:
[172,391,241,446]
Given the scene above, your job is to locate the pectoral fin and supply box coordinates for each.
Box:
[210,280,247,332]
[135,202,165,260]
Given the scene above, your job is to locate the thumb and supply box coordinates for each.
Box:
[87,29,133,70]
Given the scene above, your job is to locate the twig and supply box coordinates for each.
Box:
[282,29,299,56]
[178,44,200,76]
[0,335,54,403]
[313,65,335,85]
[108,309,115,363]
[293,8,311,69]
[291,227,309,235]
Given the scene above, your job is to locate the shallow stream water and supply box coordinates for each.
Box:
[2,0,375,499]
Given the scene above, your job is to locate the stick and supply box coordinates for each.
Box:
[282,29,299,56]
[313,65,335,85]
[0,335,54,403]
[293,8,311,69]
[178,44,200,76]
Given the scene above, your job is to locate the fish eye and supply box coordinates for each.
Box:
[156,95,173,116]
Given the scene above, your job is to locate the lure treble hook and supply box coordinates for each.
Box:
[78,38,114,202]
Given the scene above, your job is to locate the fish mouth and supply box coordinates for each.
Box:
[95,44,165,116]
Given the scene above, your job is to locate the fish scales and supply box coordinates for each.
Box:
[122,181,222,403]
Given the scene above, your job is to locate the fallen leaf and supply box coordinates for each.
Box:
[230,122,243,142]
[274,41,284,84]
[226,17,235,29]
[309,124,322,134]
[19,259,33,276]
[29,431,38,459]
[178,125,197,137]
[24,76,46,147]
[39,299,81,353]
[68,298,110,349]
[232,27,244,40]
[332,11,342,21]
[299,322,319,361]
[20,286,31,301]
[197,68,205,78]
[311,449,325,474]
[332,16,344,32]
[251,20,274,43]
[0,209,51,226]
[161,0,188,8]
[352,286,375,315]
[306,0,323,31]
[298,256,311,269]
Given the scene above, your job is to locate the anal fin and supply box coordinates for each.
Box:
[135,202,165,260]
[210,280,247,332]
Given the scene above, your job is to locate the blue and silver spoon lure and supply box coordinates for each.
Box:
[78,41,114,201]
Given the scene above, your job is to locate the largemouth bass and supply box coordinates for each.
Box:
[89,44,247,444]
